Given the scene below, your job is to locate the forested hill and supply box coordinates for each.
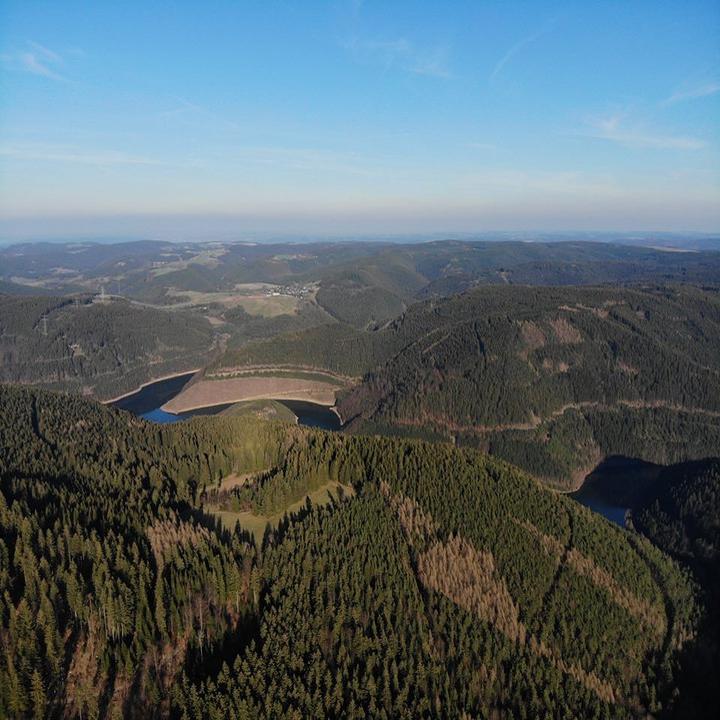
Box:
[336,284,720,485]
[634,459,720,577]
[215,284,720,486]
[0,384,702,718]
[631,459,720,719]
[0,295,216,399]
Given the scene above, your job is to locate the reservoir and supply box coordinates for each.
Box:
[275,399,341,430]
[111,372,196,416]
[111,373,342,430]
[569,456,661,528]
[114,378,651,530]
[570,482,628,527]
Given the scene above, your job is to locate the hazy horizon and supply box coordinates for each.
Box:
[1,212,720,244]
[2,225,719,249]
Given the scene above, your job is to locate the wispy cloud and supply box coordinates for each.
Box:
[159,97,243,132]
[339,0,451,79]
[3,41,70,82]
[343,36,451,78]
[662,81,720,106]
[490,19,556,84]
[582,114,705,150]
[27,41,62,63]
[0,142,171,166]
[408,47,452,79]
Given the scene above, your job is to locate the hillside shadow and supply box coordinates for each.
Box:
[580,455,663,506]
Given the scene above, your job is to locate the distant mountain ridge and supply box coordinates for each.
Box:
[3,238,720,328]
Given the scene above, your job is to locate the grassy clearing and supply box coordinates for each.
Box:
[208,481,355,544]
[163,288,300,316]
[218,399,298,423]
[217,472,257,492]
[233,295,299,317]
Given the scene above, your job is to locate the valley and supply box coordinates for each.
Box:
[105,362,700,533]
[210,283,720,487]
[3,1,718,715]
[1,237,719,719]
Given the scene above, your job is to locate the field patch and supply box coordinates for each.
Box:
[149,249,226,276]
[232,294,300,317]
[208,481,354,544]
[164,285,303,317]
[218,399,298,423]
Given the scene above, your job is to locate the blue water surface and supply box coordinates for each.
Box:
[115,375,342,431]
[570,494,628,527]
[141,408,184,424]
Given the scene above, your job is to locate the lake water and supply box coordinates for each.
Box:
[111,374,342,430]
[277,400,341,430]
[570,456,661,528]
[111,373,196,416]
[570,483,628,527]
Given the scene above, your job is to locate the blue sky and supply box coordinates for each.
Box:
[0,0,718,238]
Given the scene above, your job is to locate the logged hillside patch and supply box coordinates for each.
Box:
[549,316,583,344]
[384,485,622,704]
[515,518,665,634]
[418,536,525,644]
[0,385,703,718]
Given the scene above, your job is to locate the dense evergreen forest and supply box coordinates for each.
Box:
[2,239,720,716]
[217,284,720,486]
[630,459,720,719]
[0,384,711,718]
[0,296,216,399]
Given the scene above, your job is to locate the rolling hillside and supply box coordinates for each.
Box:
[4,239,720,330]
[0,385,701,718]
[339,285,720,485]
[0,295,217,399]
[215,284,720,486]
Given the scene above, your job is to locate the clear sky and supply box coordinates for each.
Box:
[0,0,718,239]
